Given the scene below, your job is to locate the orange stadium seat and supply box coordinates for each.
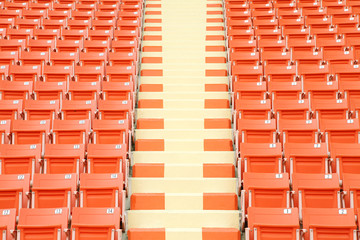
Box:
[234,99,271,120]
[17,208,69,239]
[27,39,56,52]
[279,119,319,143]
[108,52,137,67]
[0,51,18,65]
[268,79,303,101]
[43,144,85,175]
[88,29,113,40]
[113,29,139,41]
[302,208,357,240]
[232,65,263,82]
[62,29,88,41]
[284,143,329,176]
[262,51,291,66]
[106,65,136,82]
[92,119,130,145]
[9,65,41,82]
[33,81,67,101]
[0,119,11,144]
[102,81,134,100]
[0,39,25,52]
[71,207,122,240]
[67,19,92,30]
[50,52,78,66]
[98,99,133,122]
[6,29,33,40]
[11,119,50,146]
[232,81,267,102]
[0,144,42,174]
[306,80,340,109]
[242,172,290,212]
[79,52,107,66]
[331,143,360,182]
[56,39,83,52]
[31,173,77,210]
[230,52,260,69]
[87,144,128,188]
[0,100,22,120]
[246,207,300,240]
[71,10,94,20]
[79,173,125,219]
[23,99,60,122]
[61,100,97,121]
[52,119,91,144]
[237,119,277,144]
[292,173,341,219]
[48,10,71,20]
[273,99,311,120]
[320,118,360,145]
[74,65,104,82]
[343,173,360,209]
[68,81,100,100]
[0,208,16,240]
[239,143,282,176]
[313,98,349,120]
[22,9,47,19]
[0,174,30,213]
[83,40,111,53]
[15,18,41,29]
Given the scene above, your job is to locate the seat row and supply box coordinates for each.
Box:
[243,172,360,239]
[0,99,133,127]
[0,0,142,238]
[229,47,359,65]
[0,142,128,182]
[231,62,359,80]
[0,81,133,101]
[0,1,138,12]
[229,38,360,52]
[235,118,360,155]
[225,0,360,9]
[0,1,142,14]
[0,119,131,146]
[235,97,358,118]
[225,7,360,21]
[1,207,123,240]
[246,207,357,239]
[0,39,139,57]
[234,80,359,103]
[0,20,142,33]
[0,51,139,69]
[241,172,360,211]
[0,1,143,14]
[226,1,360,239]
[0,65,136,83]
[238,142,360,180]
[0,173,125,213]
[0,28,140,41]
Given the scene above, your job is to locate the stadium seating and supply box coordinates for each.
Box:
[0,0,360,237]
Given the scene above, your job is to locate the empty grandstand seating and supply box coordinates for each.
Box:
[0,0,141,236]
[0,0,360,238]
[226,0,360,236]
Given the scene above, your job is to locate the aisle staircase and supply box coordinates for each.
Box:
[127,0,241,238]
